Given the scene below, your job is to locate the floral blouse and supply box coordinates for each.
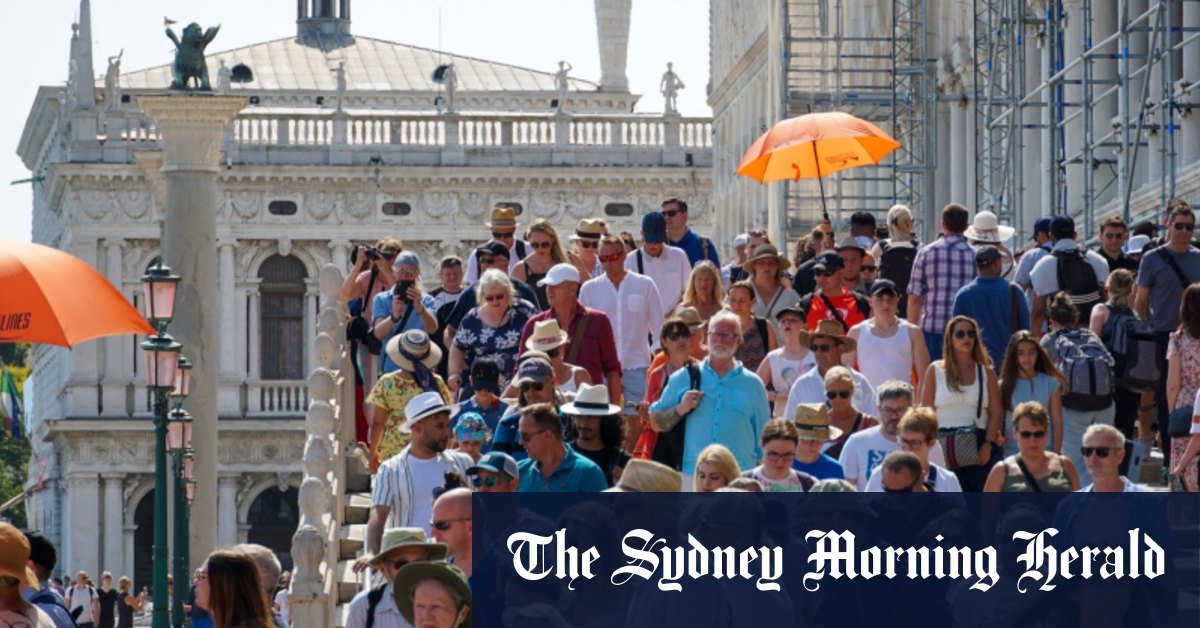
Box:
[453,305,533,389]
[366,372,451,462]
[1168,331,1200,409]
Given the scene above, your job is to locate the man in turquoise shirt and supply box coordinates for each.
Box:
[649,312,771,481]
[516,403,607,492]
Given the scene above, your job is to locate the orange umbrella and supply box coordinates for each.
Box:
[0,241,154,347]
[735,111,900,217]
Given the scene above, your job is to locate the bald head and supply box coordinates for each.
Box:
[432,488,472,517]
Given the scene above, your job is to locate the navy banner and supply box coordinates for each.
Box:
[470,494,1199,628]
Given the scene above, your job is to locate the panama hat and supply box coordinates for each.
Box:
[559,383,621,416]
[793,403,844,441]
[524,319,569,352]
[368,528,448,566]
[604,459,682,492]
[386,329,442,372]
[402,392,456,433]
[569,218,606,241]
[394,562,472,628]
[741,244,792,273]
[672,306,705,331]
[486,206,519,229]
[965,210,1016,243]
[796,319,857,352]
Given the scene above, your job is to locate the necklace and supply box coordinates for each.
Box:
[872,318,900,334]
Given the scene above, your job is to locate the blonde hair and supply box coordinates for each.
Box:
[887,204,914,239]
[1105,269,1134,308]
[898,406,939,441]
[693,444,740,489]
[682,261,724,307]
[823,365,855,389]
[525,219,569,264]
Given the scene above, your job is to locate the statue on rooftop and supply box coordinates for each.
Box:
[216,59,232,94]
[334,61,347,111]
[104,50,123,109]
[660,62,685,114]
[166,22,221,91]
[554,60,572,112]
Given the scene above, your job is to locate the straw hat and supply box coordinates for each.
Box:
[524,320,569,352]
[386,329,442,372]
[672,306,705,330]
[569,218,606,241]
[964,210,1016,243]
[741,244,792,273]
[793,403,844,441]
[796,319,857,352]
[604,459,682,492]
[393,562,472,628]
[559,383,621,416]
[367,528,448,565]
[486,206,519,229]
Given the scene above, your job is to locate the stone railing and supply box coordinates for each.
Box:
[96,109,714,168]
[246,380,309,416]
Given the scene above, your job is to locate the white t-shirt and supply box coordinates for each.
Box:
[624,245,691,312]
[865,463,962,492]
[0,606,56,628]
[407,456,450,536]
[66,586,95,624]
[838,425,948,491]
[273,589,290,626]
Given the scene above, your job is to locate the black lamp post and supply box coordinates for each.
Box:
[140,257,180,628]
[167,355,192,628]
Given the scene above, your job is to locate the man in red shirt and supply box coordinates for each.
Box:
[797,252,871,332]
[518,263,623,404]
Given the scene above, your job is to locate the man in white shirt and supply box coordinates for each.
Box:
[355,393,472,574]
[580,235,665,410]
[65,572,99,628]
[865,406,962,492]
[784,320,877,421]
[345,528,448,628]
[464,206,529,283]
[839,380,945,490]
[1029,215,1109,333]
[625,211,691,312]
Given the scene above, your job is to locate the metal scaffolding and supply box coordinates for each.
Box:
[783,0,934,240]
[974,0,1199,239]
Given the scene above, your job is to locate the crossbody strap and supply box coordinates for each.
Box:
[818,293,850,332]
[1014,457,1044,492]
[566,309,591,364]
[975,363,984,420]
[1158,247,1193,290]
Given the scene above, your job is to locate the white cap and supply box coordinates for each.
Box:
[733,233,749,248]
[402,392,455,433]
[1126,234,1150,254]
[537,263,581,287]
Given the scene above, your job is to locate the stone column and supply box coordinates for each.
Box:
[1092,4,1119,210]
[101,474,124,575]
[950,98,967,204]
[102,238,127,416]
[64,473,100,575]
[218,241,240,415]
[217,476,240,547]
[1181,0,1200,165]
[594,0,632,92]
[68,240,101,418]
[137,95,246,569]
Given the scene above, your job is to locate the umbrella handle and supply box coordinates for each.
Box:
[792,163,801,182]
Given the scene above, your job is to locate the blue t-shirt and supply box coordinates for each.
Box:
[668,227,721,268]
[793,454,845,480]
[952,276,1030,366]
[454,396,510,454]
[371,290,437,373]
[517,444,608,492]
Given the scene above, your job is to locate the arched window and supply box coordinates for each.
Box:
[259,256,306,380]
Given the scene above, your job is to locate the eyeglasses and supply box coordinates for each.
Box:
[484,293,507,303]
[492,231,515,239]
[472,475,503,488]
[810,343,834,353]
[530,241,553,250]
[1018,430,1046,439]
[1080,446,1112,458]
[599,253,622,263]
[765,449,795,462]
[1174,222,1196,232]
[879,405,908,417]
[708,331,738,342]
[663,209,686,218]
[953,329,977,339]
[898,436,927,448]
[520,381,546,393]
[826,390,851,400]
[578,240,599,249]
[862,265,877,272]
[478,256,495,265]
[518,428,550,443]
[430,517,471,531]
[748,229,766,238]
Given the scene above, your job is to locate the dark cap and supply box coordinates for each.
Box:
[812,251,845,272]
[22,530,57,571]
[466,451,519,478]
[469,356,501,394]
[514,356,553,385]
[869,278,898,296]
[975,245,1003,265]
[476,240,510,259]
[775,305,805,321]
[1032,216,1053,239]
[641,212,667,243]
[850,211,877,228]
[439,256,463,269]
[1049,215,1075,239]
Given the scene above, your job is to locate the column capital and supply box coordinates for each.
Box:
[218,239,238,250]
[100,472,125,481]
[136,95,247,170]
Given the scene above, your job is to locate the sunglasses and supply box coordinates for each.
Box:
[1174,222,1196,232]
[530,241,553,250]
[1019,430,1046,439]
[472,475,503,488]
[663,209,686,218]
[520,381,546,392]
[478,256,495,265]
[663,329,692,341]
[814,269,838,277]
[1080,446,1112,458]
[826,390,852,400]
[381,252,398,261]
[862,265,877,272]
[484,293,507,303]
[430,517,471,531]
[765,450,795,462]
[954,329,977,339]
[599,253,622,263]
[544,347,560,359]
[492,231,515,239]
[748,229,766,238]
[578,240,599,249]
[518,428,550,443]
[810,343,834,353]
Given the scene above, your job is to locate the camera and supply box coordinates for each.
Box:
[394,280,414,303]
[350,245,380,267]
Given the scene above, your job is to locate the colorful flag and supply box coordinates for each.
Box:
[0,368,23,441]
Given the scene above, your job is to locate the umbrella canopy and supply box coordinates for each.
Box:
[0,241,154,347]
[735,111,900,182]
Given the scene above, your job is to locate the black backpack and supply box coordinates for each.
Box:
[652,361,701,471]
[1053,249,1103,322]
[877,239,919,316]
[1100,305,1160,393]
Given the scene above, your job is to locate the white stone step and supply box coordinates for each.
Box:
[336,559,366,605]
[339,523,366,559]
[344,492,371,525]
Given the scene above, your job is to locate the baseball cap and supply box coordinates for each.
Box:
[469,357,501,395]
[514,356,554,385]
[537,263,581,287]
[641,212,667,243]
[1126,234,1151,254]
[869,278,898,296]
[1031,216,1053,240]
[1049,215,1075,239]
[467,451,520,478]
[23,530,56,572]
[395,251,421,270]
[476,241,510,259]
[975,245,1003,265]
[733,233,749,248]
[812,251,845,273]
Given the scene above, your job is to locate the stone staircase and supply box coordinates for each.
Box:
[334,455,373,626]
